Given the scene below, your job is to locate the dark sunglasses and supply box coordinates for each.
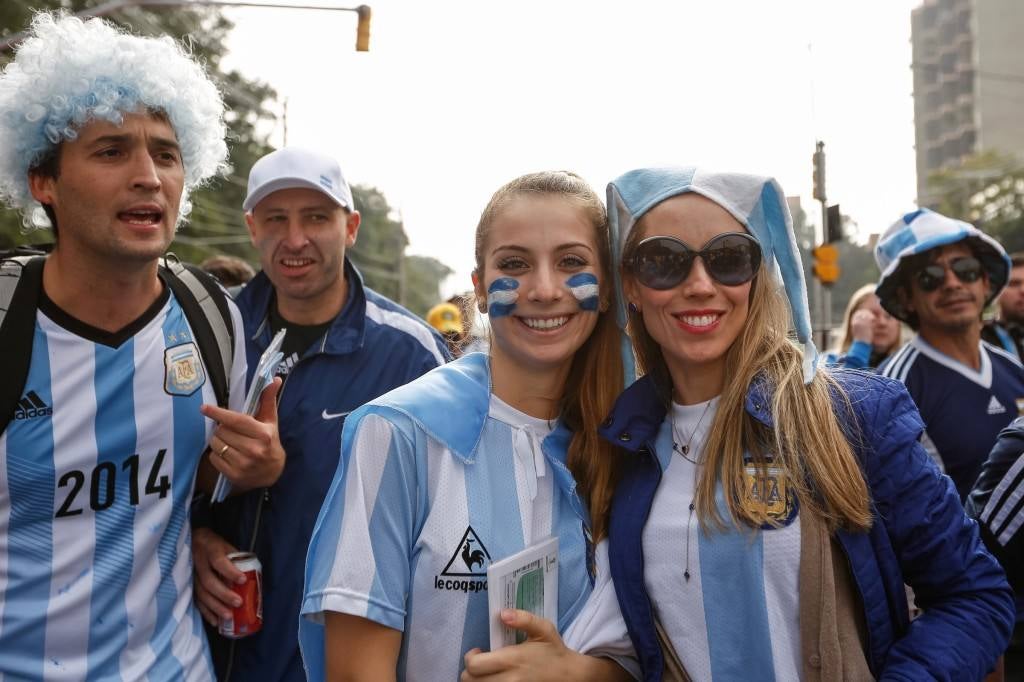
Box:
[913,256,984,292]
[627,232,762,289]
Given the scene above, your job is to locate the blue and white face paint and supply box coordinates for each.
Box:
[566,273,600,312]
[487,277,520,318]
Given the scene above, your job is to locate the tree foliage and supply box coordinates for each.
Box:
[930,150,1024,254]
[348,184,451,317]
[0,0,277,264]
[0,4,462,317]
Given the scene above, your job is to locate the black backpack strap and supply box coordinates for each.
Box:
[0,255,46,436]
[160,256,235,408]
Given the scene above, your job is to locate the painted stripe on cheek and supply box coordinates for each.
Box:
[487,277,519,318]
[566,273,599,312]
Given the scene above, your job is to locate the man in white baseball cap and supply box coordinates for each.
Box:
[191,147,449,681]
[242,146,355,213]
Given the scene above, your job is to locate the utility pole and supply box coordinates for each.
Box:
[282,97,289,146]
[396,209,407,306]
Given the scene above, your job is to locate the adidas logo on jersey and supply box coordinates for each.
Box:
[988,396,1007,416]
[14,390,52,420]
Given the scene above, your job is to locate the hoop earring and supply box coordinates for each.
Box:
[628,301,640,314]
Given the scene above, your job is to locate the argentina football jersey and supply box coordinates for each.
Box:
[880,336,1024,500]
[642,400,802,680]
[301,354,595,682]
[0,287,246,680]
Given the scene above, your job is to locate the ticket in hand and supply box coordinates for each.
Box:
[210,329,286,504]
[487,535,559,650]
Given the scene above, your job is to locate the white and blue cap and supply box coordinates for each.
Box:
[608,167,817,383]
[243,147,354,212]
[874,208,1011,323]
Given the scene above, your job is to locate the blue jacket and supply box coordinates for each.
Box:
[211,261,449,681]
[825,339,873,370]
[600,369,1014,681]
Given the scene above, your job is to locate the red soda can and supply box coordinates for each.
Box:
[218,551,263,639]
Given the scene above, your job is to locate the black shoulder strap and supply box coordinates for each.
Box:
[160,256,235,408]
[0,255,47,436]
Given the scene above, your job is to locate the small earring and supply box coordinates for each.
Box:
[628,301,639,314]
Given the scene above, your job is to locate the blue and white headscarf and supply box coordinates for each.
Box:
[874,208,1011,324]
[607,167,817,383]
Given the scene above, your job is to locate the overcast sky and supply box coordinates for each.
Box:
[222,0,922,297]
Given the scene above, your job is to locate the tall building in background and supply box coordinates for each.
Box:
[911,0,1024,206]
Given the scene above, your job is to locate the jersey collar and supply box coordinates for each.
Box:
[242,258,365,357]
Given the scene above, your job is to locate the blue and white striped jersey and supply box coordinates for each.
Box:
[300,353,595,682]
[644,400,801,681]
[0,288,246,680]
[879,336,1024,500]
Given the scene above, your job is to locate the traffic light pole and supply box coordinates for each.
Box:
[1,0,372,52]
[819,200,831,351]
[811,140,831,351]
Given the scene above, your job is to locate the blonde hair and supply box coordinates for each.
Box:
[836,283,906,356]
[624,227,872,533]
[475,171,623,541]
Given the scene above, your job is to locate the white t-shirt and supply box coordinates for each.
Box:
[643,398,802,681]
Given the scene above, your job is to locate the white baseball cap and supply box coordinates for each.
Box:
[243,147,354,212]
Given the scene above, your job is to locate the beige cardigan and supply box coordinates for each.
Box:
[655,509,874,681]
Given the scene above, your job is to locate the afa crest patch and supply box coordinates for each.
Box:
[743,465,799,528]
[164,342,206,396]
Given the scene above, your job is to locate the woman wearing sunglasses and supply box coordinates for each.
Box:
[591,167,1013,680]
[299,171,636,681]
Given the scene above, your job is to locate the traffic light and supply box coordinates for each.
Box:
[356,5,371,52]
[812,243,840,286]
[812,141,825,202]
[826,203,843,243]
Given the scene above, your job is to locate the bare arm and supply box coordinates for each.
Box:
[325,612,403,682]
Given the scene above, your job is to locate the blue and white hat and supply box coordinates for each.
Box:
[244,147,354,212]
[874,208,1010,323]
[607,166,817,384]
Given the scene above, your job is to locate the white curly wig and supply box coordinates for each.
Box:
[0,12,229,227]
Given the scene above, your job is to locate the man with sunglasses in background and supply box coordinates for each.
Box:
[983,251,1024,362]
[875,209,1024,504]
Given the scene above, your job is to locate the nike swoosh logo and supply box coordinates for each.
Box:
[322,409,351,420]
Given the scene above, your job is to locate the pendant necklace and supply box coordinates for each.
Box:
[670,399,713,581]
[670,399,713,464]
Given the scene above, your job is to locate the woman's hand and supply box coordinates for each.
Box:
[850,308,875,345]
[461,609,631,682]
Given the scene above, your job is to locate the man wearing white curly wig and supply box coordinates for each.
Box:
[0,13,286,680]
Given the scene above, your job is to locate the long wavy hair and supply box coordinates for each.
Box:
[623,224,872,533]
[475,171,624,541]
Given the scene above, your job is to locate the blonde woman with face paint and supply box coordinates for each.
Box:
[299,171,635,681]
[593,167,1013,681]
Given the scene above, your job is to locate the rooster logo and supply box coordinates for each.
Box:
[440,526,492,577]
[462,538,486,571]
